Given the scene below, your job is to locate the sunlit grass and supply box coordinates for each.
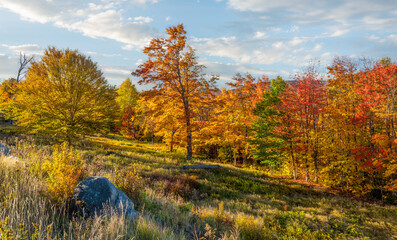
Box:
[0,133,396,239]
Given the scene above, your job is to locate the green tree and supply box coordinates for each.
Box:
[252,76,287,171]
[11,47,117,143]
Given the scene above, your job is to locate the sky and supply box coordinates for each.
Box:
[0,0,397,89]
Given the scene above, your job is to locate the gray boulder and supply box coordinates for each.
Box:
[0,143,10,156]
[72,176,138,219]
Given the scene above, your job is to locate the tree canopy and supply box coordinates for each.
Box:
[11,47,117,143]
[133,24,218,160]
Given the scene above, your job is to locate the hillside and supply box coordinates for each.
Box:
[0,133,396,240]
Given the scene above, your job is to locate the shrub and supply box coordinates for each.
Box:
[218,144,233,163]
[42,142,85,204]
[194,202,234,226]
[235,214,265,240]
[163,174,201,200]
[114,165,144,202]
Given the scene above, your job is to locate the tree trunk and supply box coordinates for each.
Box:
[305,162,310,182]
[170,129,175,152]
[290,142,297,180]
[186,125,192,161]
[184,98,192,161]
[313,149,319,183]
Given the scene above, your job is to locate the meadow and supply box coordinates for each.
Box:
[0,130,396,240]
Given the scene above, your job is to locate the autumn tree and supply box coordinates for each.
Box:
[0,53,33,123]
[286,66,326,182]
[11,47,117,143]
[0,78,18,114]
[133,24,218,160]
[116,78,139,112]
[355,60,397,192]
[116,78,140,138]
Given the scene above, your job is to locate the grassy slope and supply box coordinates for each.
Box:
[0,132,396,239]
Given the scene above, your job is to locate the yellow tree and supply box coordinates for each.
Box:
[133,24,218,160]
[198,74,268,165]
[226,73,269,165]
[12,47,117,143]
[116,78,140,138]
[321,57,369,193]
[116,78,139,112]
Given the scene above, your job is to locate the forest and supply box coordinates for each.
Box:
[0,24,396,239]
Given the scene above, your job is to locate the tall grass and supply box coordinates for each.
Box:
[0,134,396,239]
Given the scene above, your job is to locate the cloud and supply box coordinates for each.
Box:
[133,16,154,24]
[254,31,267,39]
[192,33,323,66]
[0,0,158,49]
[2,44,43,55]
[100,65,134,86]
[130,0,158,5]
[85,51,121,58]
[226,0,397,30]
[102,66,131,75]
[369,34,397,45]
[198,60,277,87]
[0,54,18,80]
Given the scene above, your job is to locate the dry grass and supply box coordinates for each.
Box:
[0,133,396,239]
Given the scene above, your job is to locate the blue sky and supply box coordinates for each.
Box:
[0,0,396,89]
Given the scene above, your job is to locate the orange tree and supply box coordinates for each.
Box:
[133,24,218,160]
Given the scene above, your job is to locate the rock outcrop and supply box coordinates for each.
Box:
[72,176,139,219]
[0,142,10,156]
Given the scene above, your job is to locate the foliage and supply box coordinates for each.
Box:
[116,78,141,138]
[116,78,139,113]
[252,76,287,169]
[0,78,18,121]
[133,24,218,160]
[42,142,85,204]
[198,73,269,166]
[114,165,144,202]
[11,47,117,143]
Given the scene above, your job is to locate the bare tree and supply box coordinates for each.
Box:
[16,52,33,82]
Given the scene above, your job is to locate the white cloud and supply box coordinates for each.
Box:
[85,51,121,57]
[0,0,158,49]
[198,60,276,86]
[368,34,397,45]
[254,31,267,39]
[330,29,350,37]
[2,44,43,55]
[133,16,154,24]
[226,0,397,30]
[386,34,397,44]
[192,33,321,67]
[0,54,19,80]
[102,66,131,75]
[101,65,133,86]
[136,59,143,66]
[130,0,158,5]
[313,43,322,52]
